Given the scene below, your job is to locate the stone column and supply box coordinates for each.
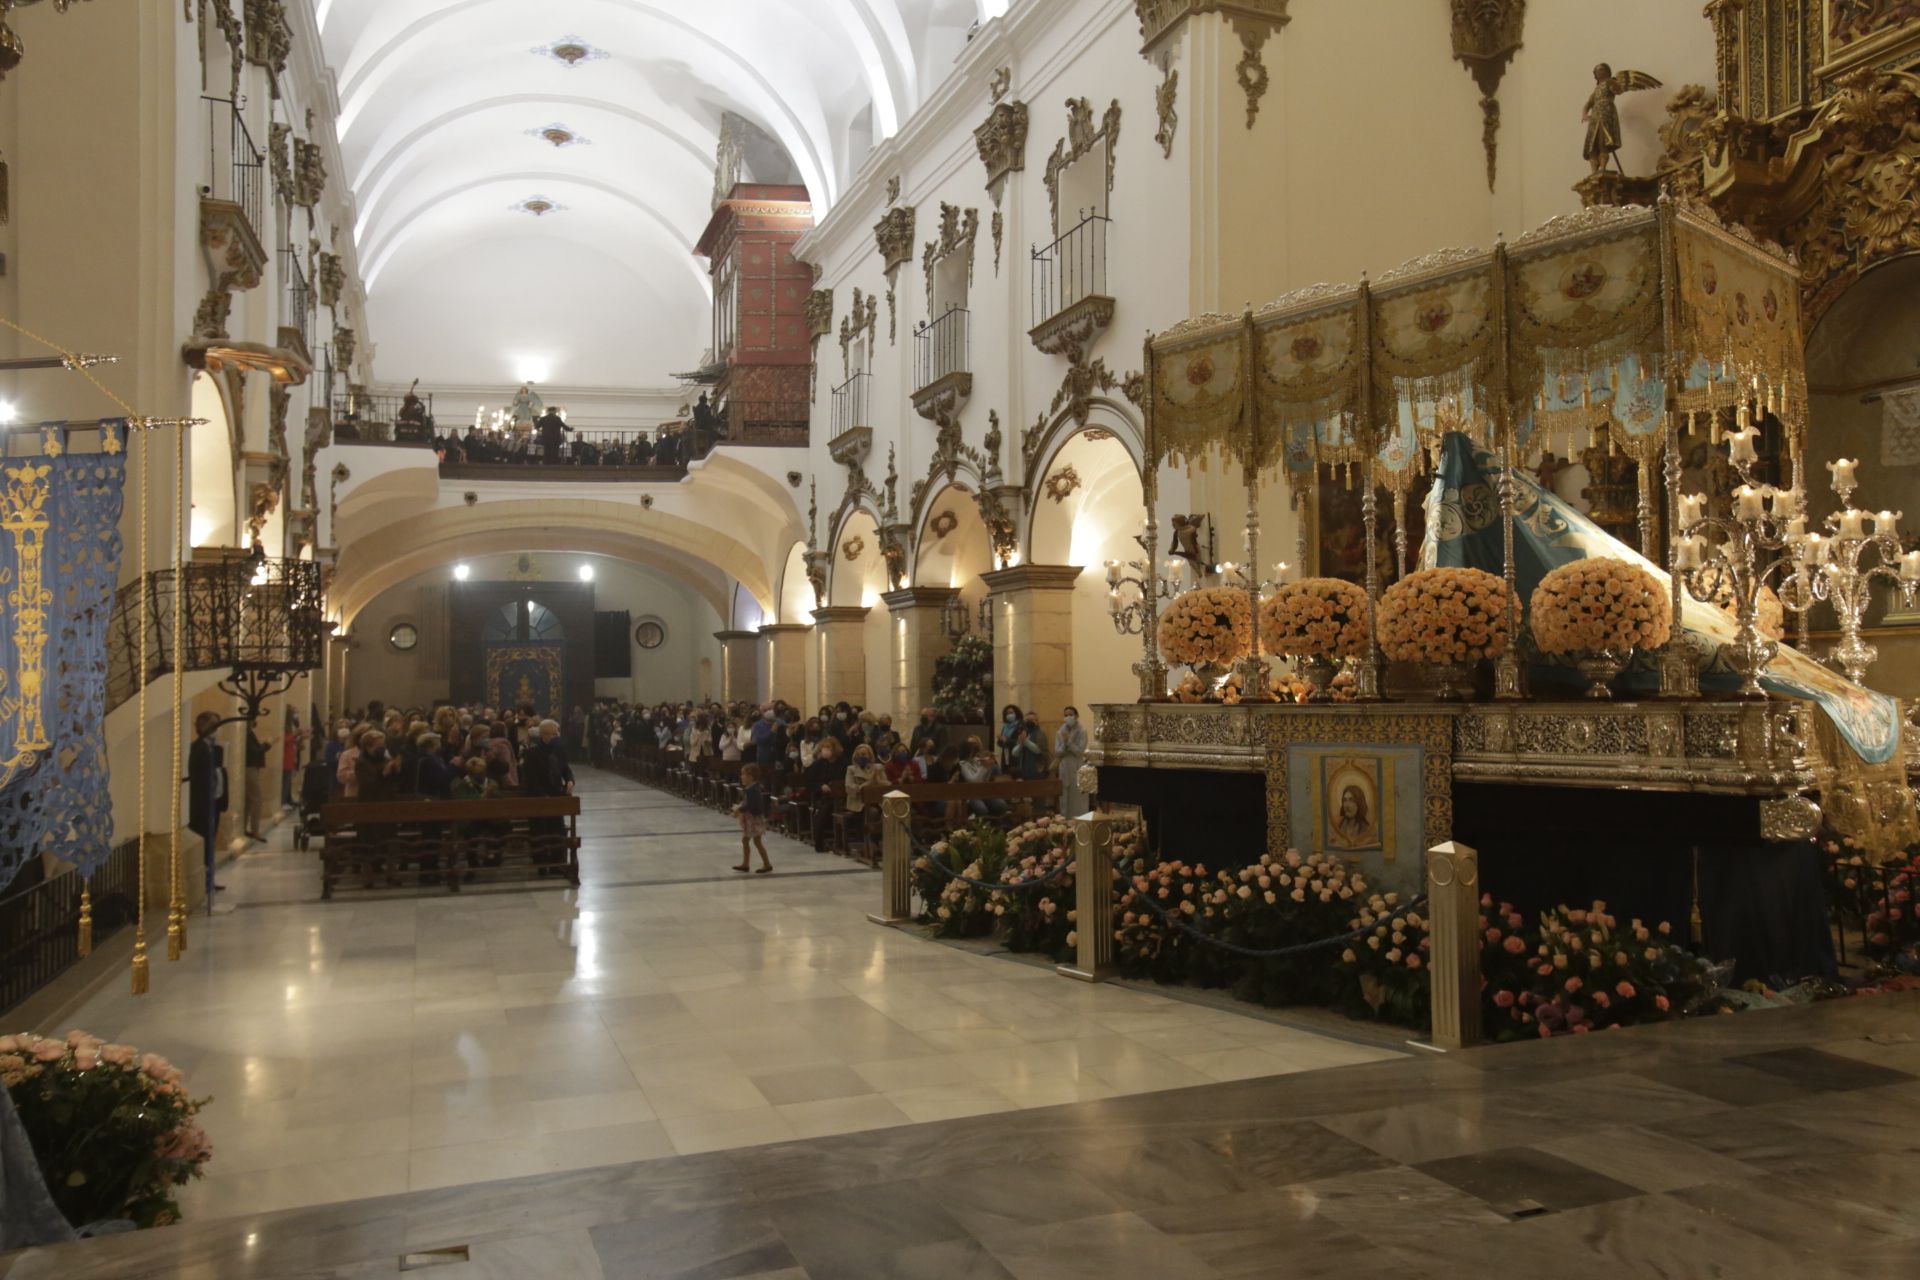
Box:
[812,605,870,707]
[982,565,1082,722]
[880,587,958,718]
[758,623,811,707]
[714,630,762,703]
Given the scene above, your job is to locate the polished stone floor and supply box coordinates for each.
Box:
[27,768,1397,1223]
[6,990,1915,1279]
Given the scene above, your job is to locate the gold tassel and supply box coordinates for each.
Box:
[167,905,183,961]
[77,884,92,956]
[131,935,150,994]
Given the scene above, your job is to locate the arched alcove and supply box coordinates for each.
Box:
[914,484,992,615]
[188,373,237,548]
[828,508,892,709]
[776,539,814,624]
[1029,428,1148,710]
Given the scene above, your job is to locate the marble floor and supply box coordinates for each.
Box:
[26,768,1399,1223]
[7,989,1916,1279]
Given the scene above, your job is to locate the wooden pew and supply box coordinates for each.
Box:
[318,796,581,899]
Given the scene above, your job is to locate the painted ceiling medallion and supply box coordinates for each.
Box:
[531,36,609,68]
[511,194,567,217]
[527,123,589,149]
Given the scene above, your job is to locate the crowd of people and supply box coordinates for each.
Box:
[432,421,704,469]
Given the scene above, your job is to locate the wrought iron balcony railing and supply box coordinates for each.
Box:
[282,244,311,350]
[202,95,265,237]
[832,372,870,437]
[914,306,970,394]
[437,427,693,475]
[1032,212,1110,330]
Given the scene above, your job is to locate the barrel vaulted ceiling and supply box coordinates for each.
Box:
[318,0,1001,392]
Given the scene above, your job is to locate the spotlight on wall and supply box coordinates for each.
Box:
[577,563,595,582]
[453,563,471,581]
[0,400,15,425]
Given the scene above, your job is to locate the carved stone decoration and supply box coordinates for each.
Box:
[885,176,901,205]
[333,324,357,373]
[920,203,980,301]
[1043,464,1083,504]
[1134,0,1291,58]
[975,487,1020,568]
[990,66,1011,104]
[329,462,350,540]
[291,137,326,208]
[1044,99,1121,231]
[991,211,1004,275]
[245,480,281,545]
[873,205,916,275]
[1449,0,1526,190]
[1235,26,1271,128]
[1708,70,1920,323]
[884,444,900,523]
[983,410,1004,484]
[268,121,293,203]
[301,406,331,512]
[1155,67,1179,158]
[878,527,909,590]
[1653,84,1719,199]
[1029,295,1116,360]
[929,509,959,541]
[316,251,344,307]
[886,286,897,345]
[267,380,291,471]
[1022,356,1136,474]
[194,290,234,341]
[244,0,292,92]
[196,191,267,339]
[842,534,867,563]
[805,288,834,341]
[837,287,879,378]
[973,100,1029,200]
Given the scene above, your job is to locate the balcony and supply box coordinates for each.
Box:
[194,96,269,343]
[202,95,265,239]
[719,391,809,446]
[830,371,870,439]
[281,244,311,354]
[436,427,694,480]
[332,389,435,443]
[911,306,972,423]
[1029,212,1114,356]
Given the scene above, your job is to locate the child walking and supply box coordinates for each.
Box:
[733,763,773,873]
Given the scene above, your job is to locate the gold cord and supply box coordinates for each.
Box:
[0,316,140,419]
[167,414,187,958]
[132,415,150,995]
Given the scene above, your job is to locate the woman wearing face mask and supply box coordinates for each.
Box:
[844,744,883,813]
[997,704,1024,771]
[1010,711,1049,781]
[1055,706,1089,817]
[883,742,922,786]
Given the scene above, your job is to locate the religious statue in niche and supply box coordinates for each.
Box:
[1582,63,1662,174]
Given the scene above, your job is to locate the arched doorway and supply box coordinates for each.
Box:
[914,486,994,727]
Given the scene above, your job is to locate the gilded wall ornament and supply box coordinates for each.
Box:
[528,123,589,149]
[1043,464,1083,504]
[873,205,916,273]
[1134,1,1291,60]
[1155,67,1179,158]
[1449,0,1526,190]
[268,121,293,203]
[929,509,959,540]
[1235,27,1270,128]
[990,66,1012,103]
[837,287,879,378]
[920,203,979,301]
[291,137,326,208]
[1654,84,1718,199]
[333,324,356,372]
[316,251,344,307]
[531,35,609,68]
[244,0,291,90]
[511,195,566,216]
[805,288,835,341]
[886,176,901,205]
[973,100,1029,199]
[1043,98,1122,231]
[841,534,867,563]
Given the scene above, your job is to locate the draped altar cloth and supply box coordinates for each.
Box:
[0,424,128,884]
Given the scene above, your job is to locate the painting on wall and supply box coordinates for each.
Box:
[1829,0,1920,46]
[1317,469,1427,584]
[1318,755,1391,857]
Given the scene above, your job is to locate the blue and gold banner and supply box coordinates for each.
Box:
[0,422,127,881]
[486,643,562,717]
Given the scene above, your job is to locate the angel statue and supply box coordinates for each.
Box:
[508,383,543,438]
[1582,63,1662,175]
[1168,513,1207,578]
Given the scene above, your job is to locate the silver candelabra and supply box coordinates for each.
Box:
[1777,457,1920,685]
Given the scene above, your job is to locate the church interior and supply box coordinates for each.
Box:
[3,1,1920,1275]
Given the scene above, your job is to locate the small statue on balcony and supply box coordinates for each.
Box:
[509,383,543,438]
[1583,63,1663,174]
[1168,513,1207,578]
[397,379,429,442]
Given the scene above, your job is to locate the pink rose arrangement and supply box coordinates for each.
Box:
[0,1031,211,1228]
[1156,586,1253,667]
[1259,578,1371,659]
[1529,557,1673,655]
[1375,566,1512,665]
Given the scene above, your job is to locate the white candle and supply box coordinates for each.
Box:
[1804,533,1827,565]
[1734,485,1766,521]
[1828,457,1859,490]
[1105,560,1120,588]
[1679,493,1707,527]
[1875,510,1902,537]
[1727,429,1759,466]
[1675,536,1704,570]
[1785,516,1808,541]
[1838,509,1868,540]
[1903,550,1920,582]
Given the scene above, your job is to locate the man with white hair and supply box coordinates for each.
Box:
[521,718,575,799]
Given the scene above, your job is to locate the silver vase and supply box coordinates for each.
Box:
[1432,662,1477,702]
[1574,649,1630,700]
[1300,655,1337,703]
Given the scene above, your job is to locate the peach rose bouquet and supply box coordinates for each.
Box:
[1259,578,1371,659]
[1376,566,1512,665]
[1156,586,1253,668]
[1529,558,1673,655]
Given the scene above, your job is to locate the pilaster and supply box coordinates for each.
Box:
[758,623,812,707]
[812,605,871,707]
[982,564,1083,724]
[714,630,763,704]
[881,587,958,718]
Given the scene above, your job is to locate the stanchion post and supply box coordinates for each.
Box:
[867,790,914,926]
[1426,840,1482,1050]
[1058,811,1115,982]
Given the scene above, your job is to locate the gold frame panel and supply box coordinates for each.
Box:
[1262,709,1453,861]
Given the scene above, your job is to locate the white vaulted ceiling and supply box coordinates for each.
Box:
[319,0,995,392]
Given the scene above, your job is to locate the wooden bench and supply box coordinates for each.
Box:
[318,796,581,899]
[894,779,1064,840]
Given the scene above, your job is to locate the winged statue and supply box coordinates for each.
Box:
[1582,63,1663,175]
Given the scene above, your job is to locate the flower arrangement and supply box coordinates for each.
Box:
[1258,579,1371,659]
[1156,586,1253,668]
[1376,566,1512,665]
[912,822,1009,937]
[932,632,993,722]
[1529,557,1673,654]
[994,816,1079,958]
[1,1032,211,1228]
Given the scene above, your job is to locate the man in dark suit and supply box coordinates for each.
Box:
[520,719,575,865]
[187,711,228,908]
[535,407,570,465]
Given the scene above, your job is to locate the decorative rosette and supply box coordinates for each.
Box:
[1259,578,1371,659]
[1376,566,1512,664]
[1156,586,1253,667]
[1529,558,1673,655]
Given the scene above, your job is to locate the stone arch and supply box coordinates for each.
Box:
[775,539,815,623]
[1027,428,1146,568]
[828,508,885,608]
[911,482,993,592]
[189,371,239,548]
